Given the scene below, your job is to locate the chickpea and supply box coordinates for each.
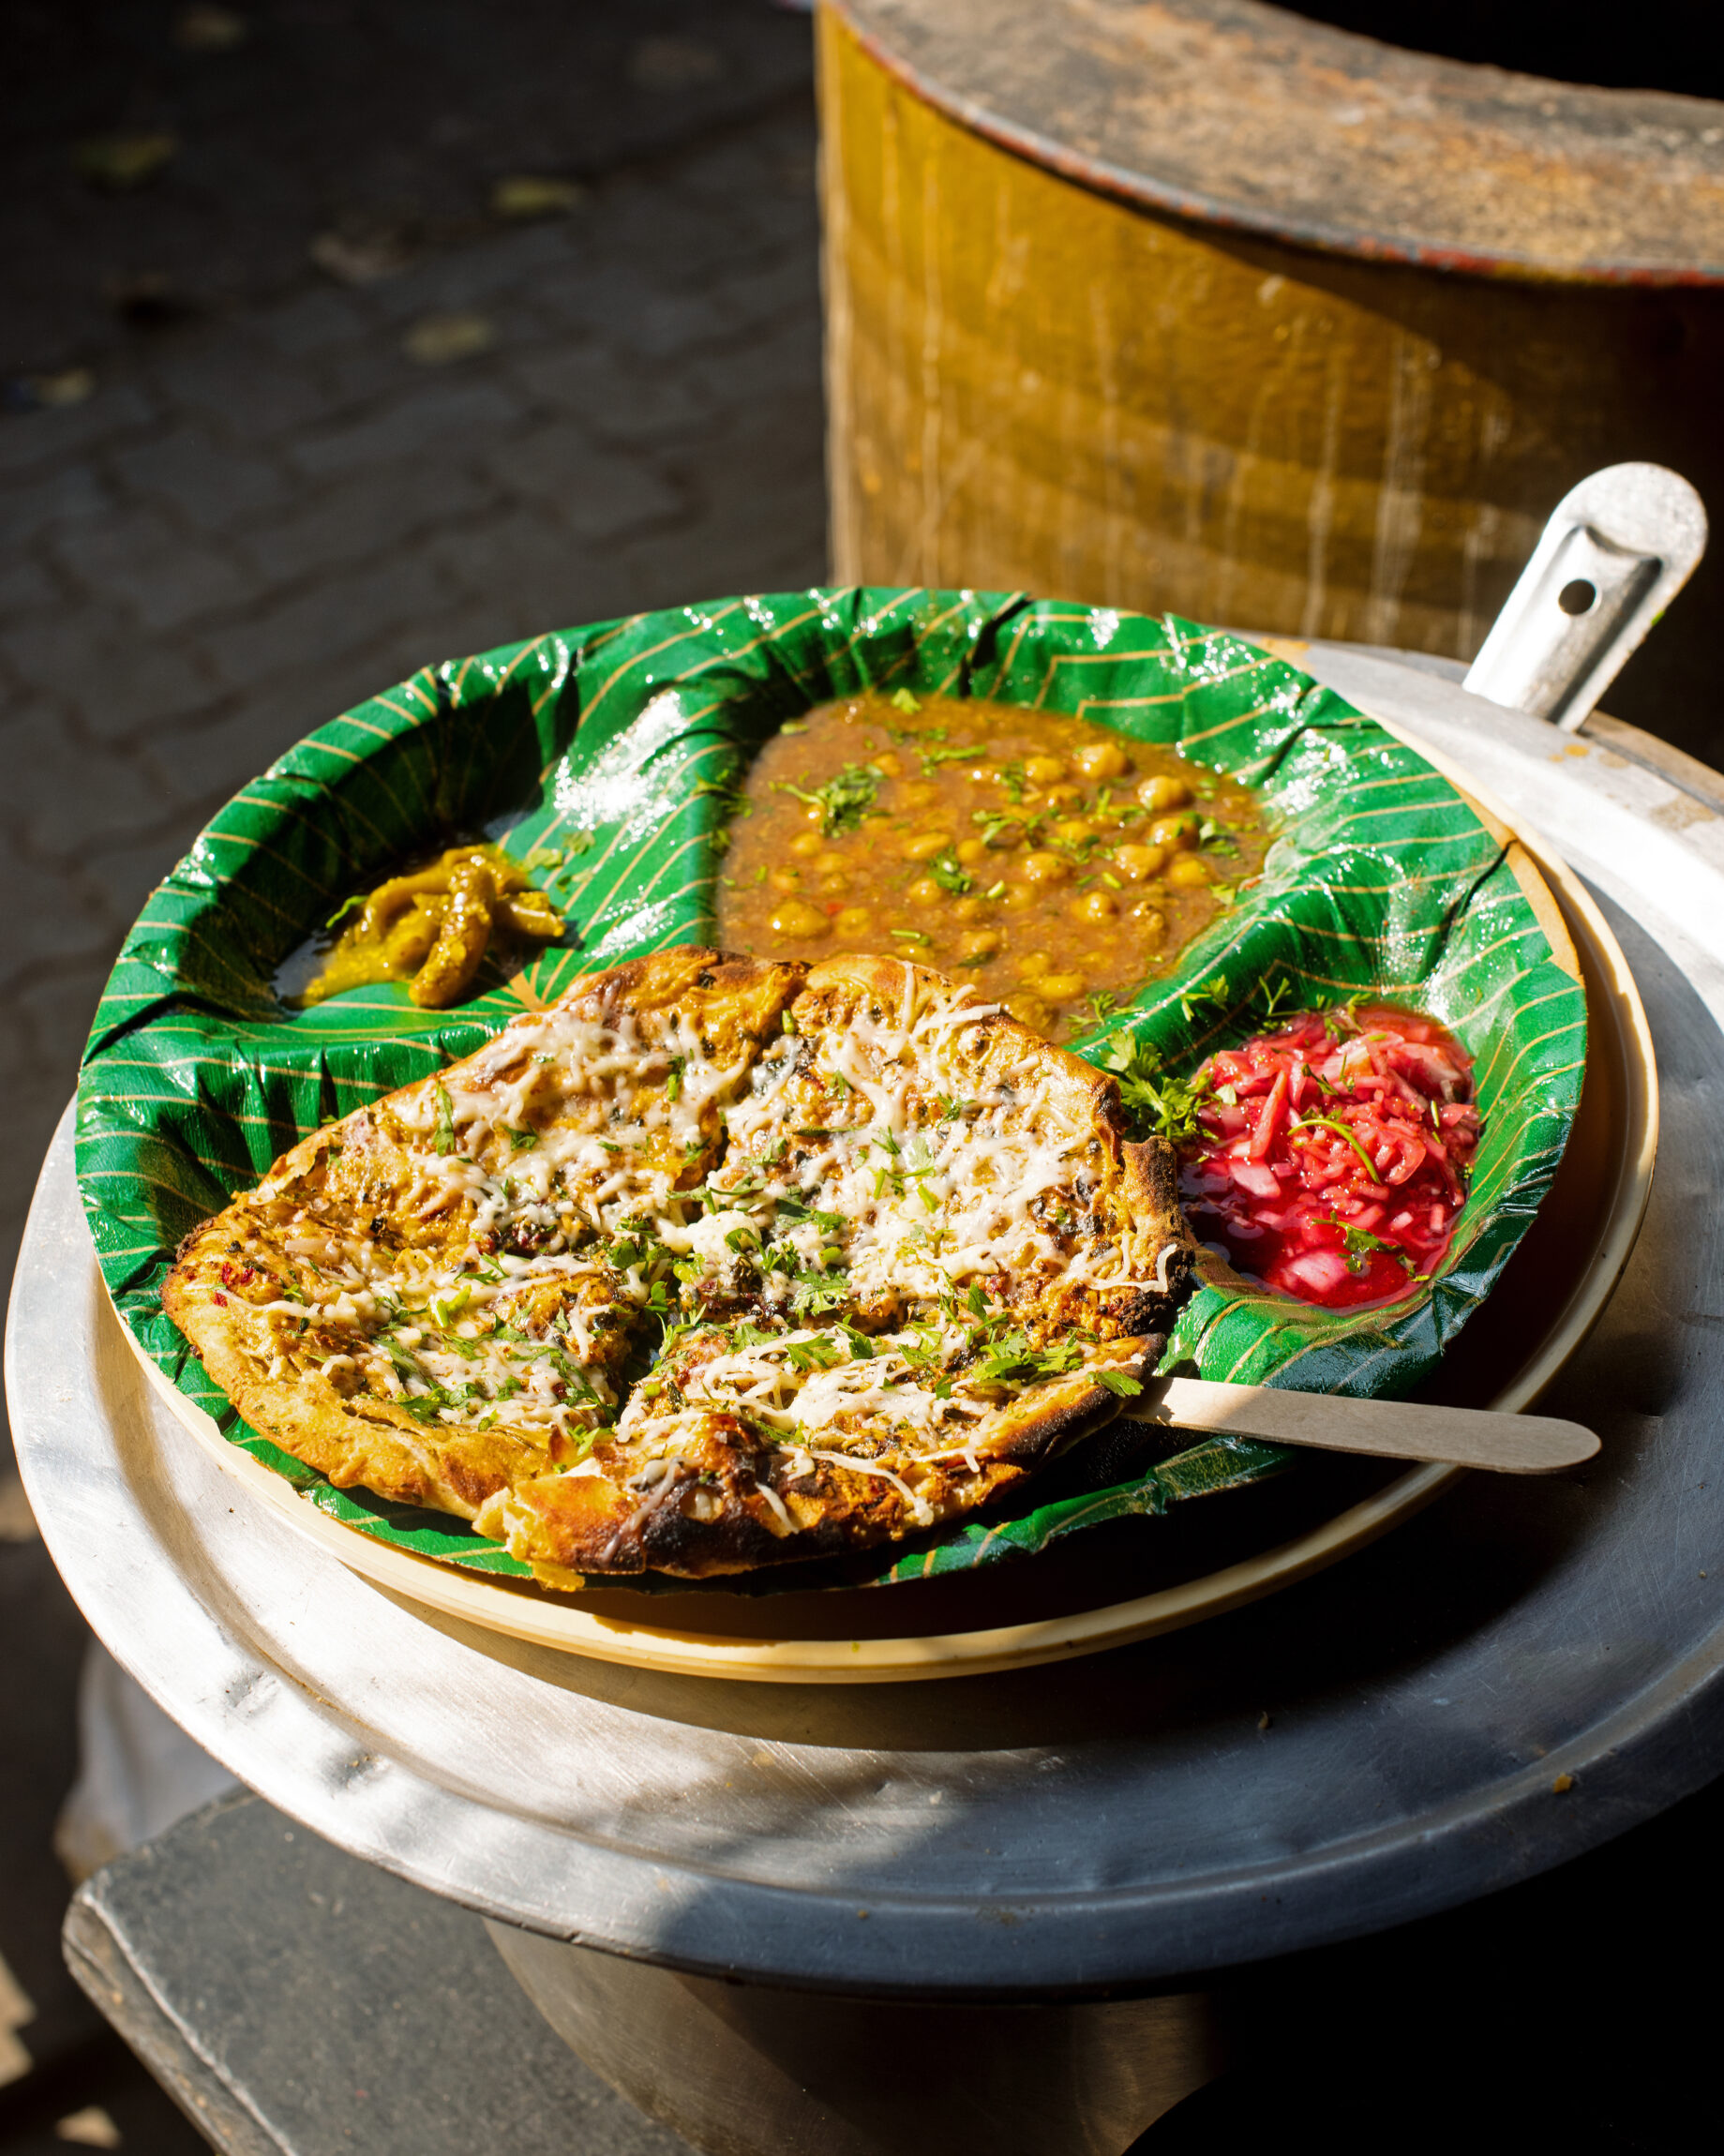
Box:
[1150,811,1202,851]
[900,781,938,809]
[1133,906,1167,943]
[1052,818,1094,846]
[871,752,905,779]
[833,906,873,938]
[1007,996,1049,1032]
[1002,884,1035,911]
[813,850,847,875]
[955,836,989,866]
[958,930,1001,963]
[1072,891,1118,921]
[1043,784,1085,810]
[1015,951,1051,978]
[907,876,947,906]
[902,831,952,861]
[1113,843,1167,882]
[771,899,829,939]
[1137,772,1192,814]
[1038,972,1085,1001]
[1025,755,1067,785]
[1020,851,1070,883]
[789,831,822,858]
[1166,854,1211,889]
[1072,740,1130,781]
[769,868,802,894]
[951,895,986,923]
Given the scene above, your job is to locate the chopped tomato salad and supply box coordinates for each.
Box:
[1177,1006,1481,1309]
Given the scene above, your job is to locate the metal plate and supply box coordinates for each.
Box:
[11,650,1724,1995]
[108,803,1650,1680]
[833,0,1724,281]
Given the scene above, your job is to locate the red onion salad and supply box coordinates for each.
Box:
[1177,1006,1481,1310]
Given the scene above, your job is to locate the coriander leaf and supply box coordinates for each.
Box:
[433,1083,456,1156]
[772,762,882,838]
[1318,1214,1412,1276]
[928,848,974,896]
[1177,976,1231,1024]
[1291,1115,1382,1181]
[1092,1369,1144,1397]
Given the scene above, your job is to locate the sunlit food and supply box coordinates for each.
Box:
[714,691,1271,1041]
[1175,1005,1480,1308]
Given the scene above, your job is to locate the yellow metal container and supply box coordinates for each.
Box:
[819,0,1724,757]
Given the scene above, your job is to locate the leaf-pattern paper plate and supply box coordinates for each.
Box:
[76,589,1586,1593]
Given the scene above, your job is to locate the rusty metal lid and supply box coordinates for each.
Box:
[832,0,1724,284]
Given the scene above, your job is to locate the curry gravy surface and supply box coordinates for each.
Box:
[715,693,1271,1041]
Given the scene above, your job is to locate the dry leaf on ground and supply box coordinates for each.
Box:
[75,132,178,189]
[489,174,585,220]
[402,311,496,366]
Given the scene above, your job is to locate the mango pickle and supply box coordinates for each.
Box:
[301,844,565,1009]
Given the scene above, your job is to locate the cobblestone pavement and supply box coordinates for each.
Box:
[2,3,823,2138]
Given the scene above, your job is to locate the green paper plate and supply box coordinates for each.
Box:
[76,589,1585,1594]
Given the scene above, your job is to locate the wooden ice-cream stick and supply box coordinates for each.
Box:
[1126,1375,1597,1474]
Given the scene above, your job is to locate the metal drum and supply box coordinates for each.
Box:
[12,650,1724,2151]
[819,0,1724,758]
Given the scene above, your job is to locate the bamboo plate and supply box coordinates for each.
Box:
[120,755,1657,1683]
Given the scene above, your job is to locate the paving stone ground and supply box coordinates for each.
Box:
[1,4,824,2141]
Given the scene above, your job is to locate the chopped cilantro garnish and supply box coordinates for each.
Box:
[1292,1115,1383,1181]
[433,1083,456,1156]
[1101,1036,1211,1146]
[1317,1214,1412,1276]
[772,762,882,837]
[1177,976,1232,1024]
[1092,1369,1145,1397]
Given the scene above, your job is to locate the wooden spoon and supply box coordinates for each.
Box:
[1126,1375,1597,1474]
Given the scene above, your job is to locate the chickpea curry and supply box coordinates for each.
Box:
[714,692,1272,1041]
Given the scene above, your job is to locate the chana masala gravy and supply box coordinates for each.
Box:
[715,692,1272,1043]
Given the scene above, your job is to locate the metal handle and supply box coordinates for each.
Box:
[1462,462,1707,730]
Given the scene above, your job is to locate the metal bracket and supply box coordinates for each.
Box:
[1462,463,1707,730]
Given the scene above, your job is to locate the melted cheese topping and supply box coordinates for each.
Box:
[709,978,1130,1306]
[228,966,1172,1487]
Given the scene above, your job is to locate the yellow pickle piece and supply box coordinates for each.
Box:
[301,845,565,1009]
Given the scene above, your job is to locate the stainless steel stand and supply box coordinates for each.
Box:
[14,644,1724,2153]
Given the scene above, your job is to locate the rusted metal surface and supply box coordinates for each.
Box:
[833,0,1724,284]
[818,5,1724,758]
